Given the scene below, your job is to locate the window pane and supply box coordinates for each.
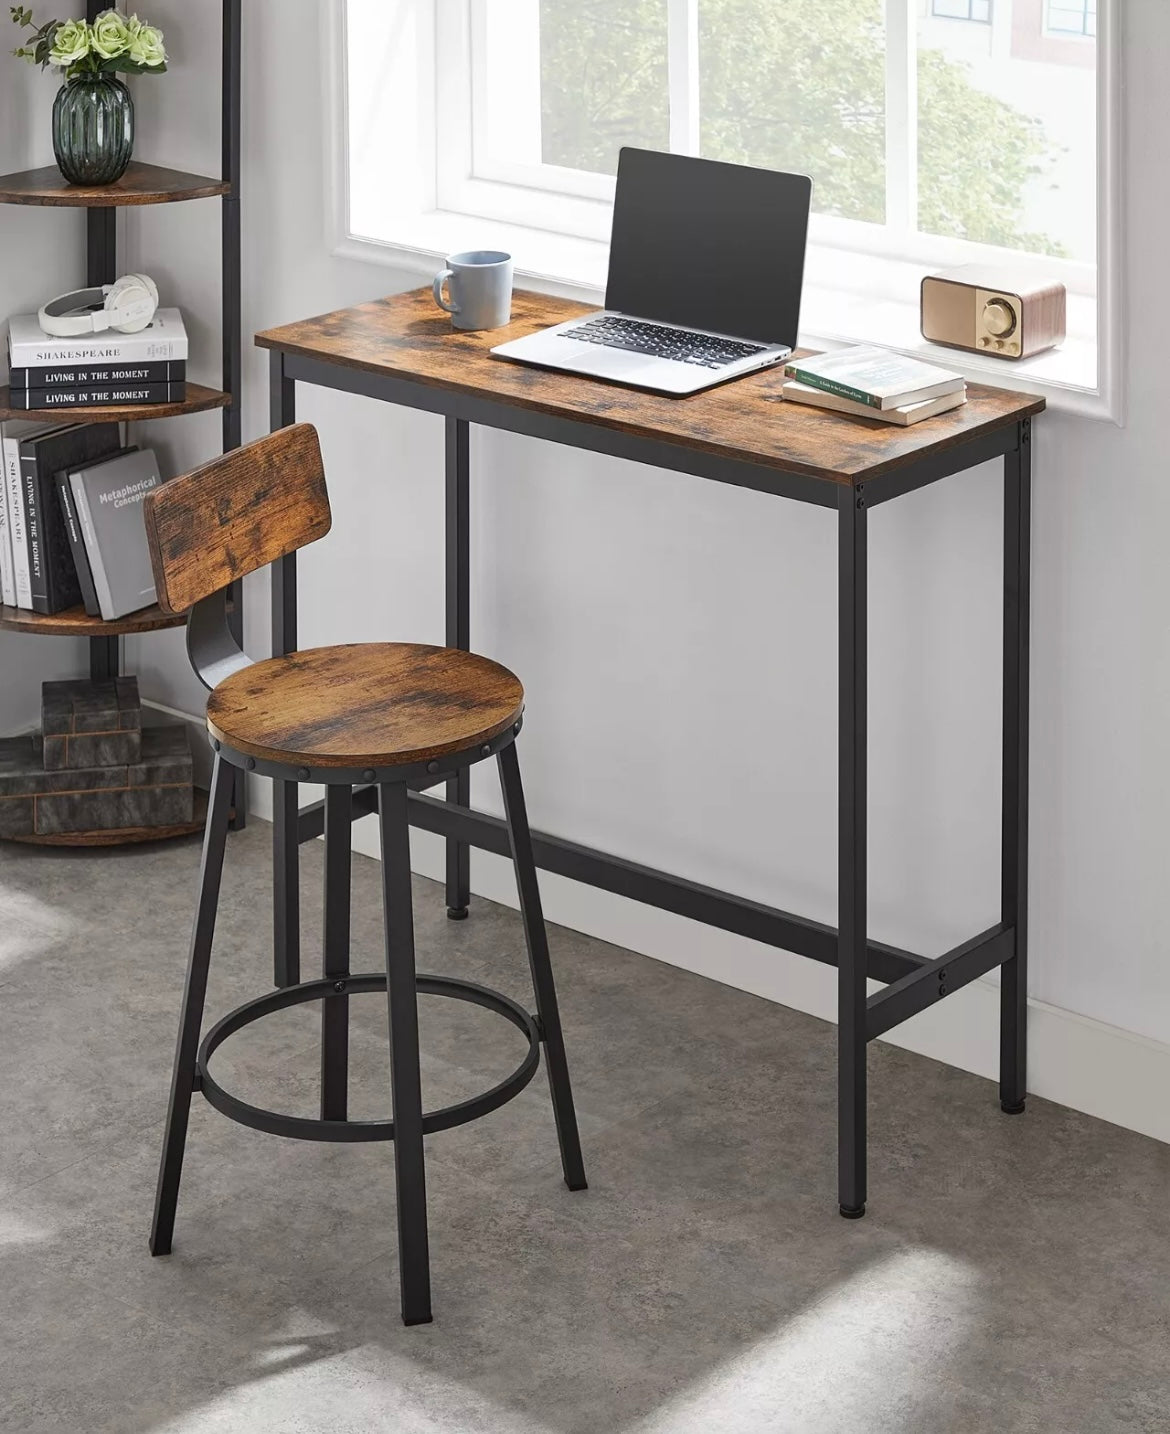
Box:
[918,5,1096,259]
[698,0,886,225]
[1047,2,1093,38]
[538,0,668,175]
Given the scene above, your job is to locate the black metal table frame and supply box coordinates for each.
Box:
[266,347,1031,1218]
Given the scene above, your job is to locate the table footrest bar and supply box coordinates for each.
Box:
[866,924,1014,1041]
[406,792,926,984]
[196,973,541,1142]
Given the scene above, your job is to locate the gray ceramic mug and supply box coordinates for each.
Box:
[432,250,514,331]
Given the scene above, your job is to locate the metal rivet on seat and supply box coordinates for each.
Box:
[245,757,256,771]
[481,745,491,757]
[363,769,376,783]
[211,739,221,752]
[513,722,522,735]
[297,768,310,781]
[426,760,440,774]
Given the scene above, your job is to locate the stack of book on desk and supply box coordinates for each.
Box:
[5,309,189,411]
[780,346,967,426]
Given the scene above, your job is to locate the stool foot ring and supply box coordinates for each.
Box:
[196,974,540,1143]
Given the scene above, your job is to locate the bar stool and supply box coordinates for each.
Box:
[142,424,586,1326]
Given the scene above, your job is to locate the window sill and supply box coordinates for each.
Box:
[337,212,1115,422]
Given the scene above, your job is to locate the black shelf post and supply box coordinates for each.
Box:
[222,0,245,826]
[85,0,119,685]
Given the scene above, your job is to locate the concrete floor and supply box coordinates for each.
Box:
[1,822,1168,1433]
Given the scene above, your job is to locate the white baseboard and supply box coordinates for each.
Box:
[240,768,1170,1149]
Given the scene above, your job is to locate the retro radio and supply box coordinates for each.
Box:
[920,266,1066,361]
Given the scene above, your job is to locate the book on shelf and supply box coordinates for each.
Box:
[8,382,187,412]
[56,446,139,618]
[8,360,186,389]
[6,308,188,369]
[68,448,163,621]
[0,455,10,607]
[782,346,966,411]
[779,378,968,426]
[18,423,123,614]
[2,420,60,609]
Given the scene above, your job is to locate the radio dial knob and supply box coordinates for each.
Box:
[983,298,1017,339]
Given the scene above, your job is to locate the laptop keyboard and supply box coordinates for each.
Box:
[564,315,768,369]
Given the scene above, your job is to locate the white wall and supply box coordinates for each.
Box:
[6,3,1167,1133]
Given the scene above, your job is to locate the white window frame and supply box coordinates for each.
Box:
[326,0,1123,422]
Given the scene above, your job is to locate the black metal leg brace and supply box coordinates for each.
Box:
[838,484,868,1219]
[321,784,352,1121]
[378,783,433,1326]
[150,754,235,1256]
[497,742,588,1192]
[271,350,300,988]
[445,417,471,919]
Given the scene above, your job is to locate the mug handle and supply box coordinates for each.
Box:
[432,269,459,315]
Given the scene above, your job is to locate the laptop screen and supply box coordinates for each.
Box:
[605,149,812,349]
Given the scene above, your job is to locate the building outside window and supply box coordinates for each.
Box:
[1046,0,1096,38]
[931,0,992,21]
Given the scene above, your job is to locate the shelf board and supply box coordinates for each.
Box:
[0,162,230,208]
[0,601,185,638]
[0,383,230,424]
[5,787,211,847]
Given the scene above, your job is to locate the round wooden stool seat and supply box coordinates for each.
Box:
[206,642,524,770]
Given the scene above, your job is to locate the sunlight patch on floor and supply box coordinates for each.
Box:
[629,1248,984,1434]
[0,1206,53,1247]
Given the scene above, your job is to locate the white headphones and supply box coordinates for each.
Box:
[38,273,160,338]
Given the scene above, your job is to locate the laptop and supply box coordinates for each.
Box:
[491,148,812,397]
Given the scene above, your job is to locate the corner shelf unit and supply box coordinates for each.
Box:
[0,0,244,846]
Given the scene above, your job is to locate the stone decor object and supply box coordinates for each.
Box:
[0,678,193,839]
[41,675,142,771]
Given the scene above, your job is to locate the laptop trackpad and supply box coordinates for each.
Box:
[566,344,663,381]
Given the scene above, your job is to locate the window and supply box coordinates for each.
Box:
[437,0,1095,262]
[931,0,992,21]
[1046,0,1096,38]
[341,1,1117,414]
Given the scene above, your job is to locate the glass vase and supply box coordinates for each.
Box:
[52,75,135,187]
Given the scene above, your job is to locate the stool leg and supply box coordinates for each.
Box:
[496,742,587,1192]
[321,785,352,1122]
[378,782,432,1326]
[150,754,235,1256]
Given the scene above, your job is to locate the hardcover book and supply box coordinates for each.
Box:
[782,346,965,411]
[9,382,187,411]
[19,423,122,613]
[0,451,12,606]
[69,448,164,620]
[8,360,186,388]
[778,379,968,426]
[6,308,189,368]
[56,446,138,618]
[2,420,62,609]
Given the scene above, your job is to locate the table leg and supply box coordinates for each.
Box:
[445,416,471,920]
[1000,419,1031,1113]
[271,351,300,988]
[838,483,868,1218]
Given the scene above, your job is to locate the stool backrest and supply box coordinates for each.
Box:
[143,424,331,616]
